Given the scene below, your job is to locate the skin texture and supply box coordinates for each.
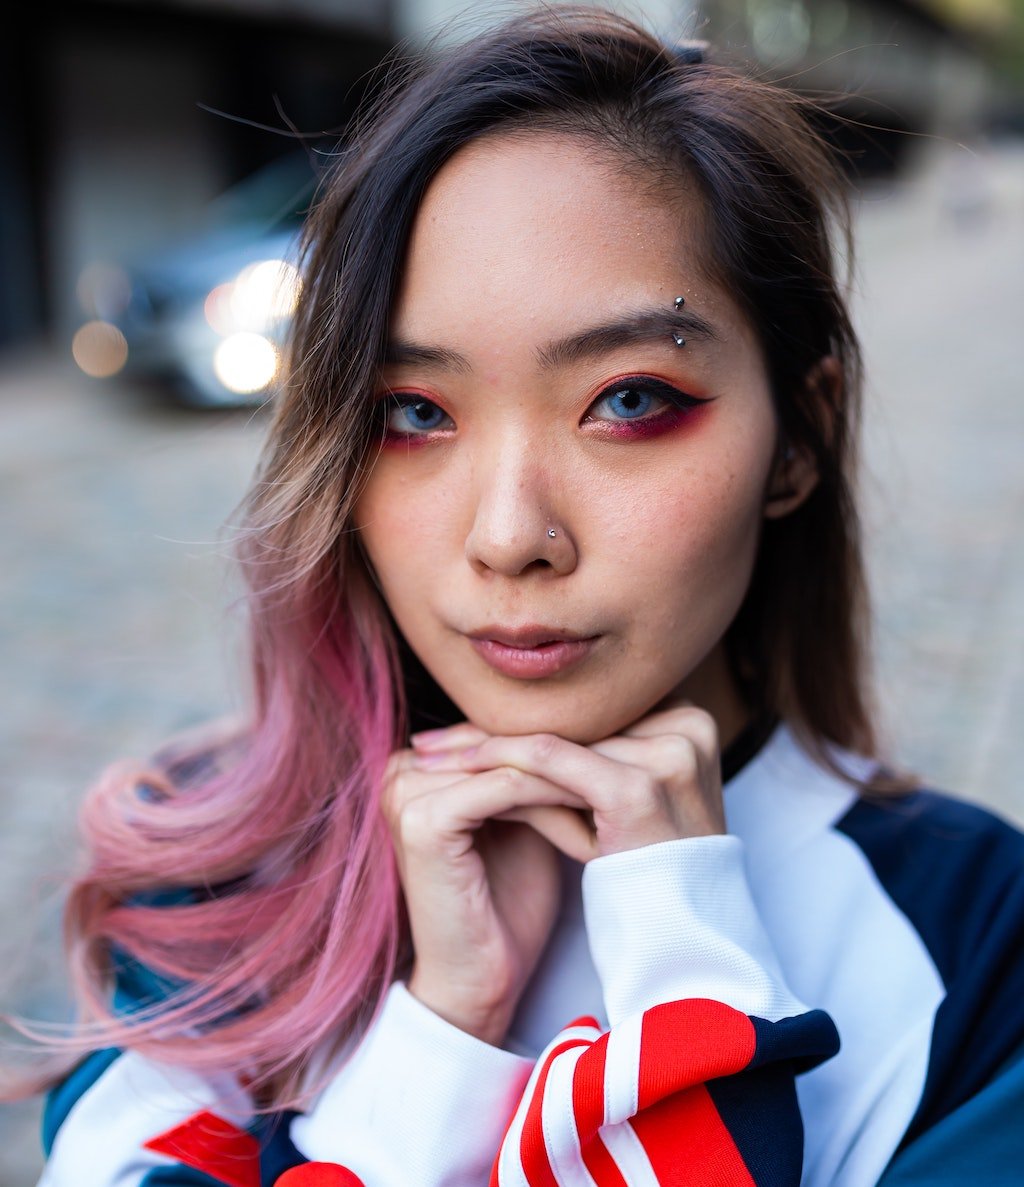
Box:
[355,133,821,1043]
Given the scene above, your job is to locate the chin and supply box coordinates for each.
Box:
[460,694,651,746]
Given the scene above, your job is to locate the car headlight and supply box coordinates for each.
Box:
[205,258,301,335]
[213,332,280,395]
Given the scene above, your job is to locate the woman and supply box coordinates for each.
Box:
[30,7,1024,1186]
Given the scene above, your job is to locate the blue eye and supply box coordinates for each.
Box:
[587,377,692,422]
[599,385,655,419]
[385,395,452,435]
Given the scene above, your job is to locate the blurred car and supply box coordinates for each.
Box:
[72,153,316,408]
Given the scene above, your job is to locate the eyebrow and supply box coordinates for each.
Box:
[382,341,471,373]
[538,307,718,368]
[383,306,719,373]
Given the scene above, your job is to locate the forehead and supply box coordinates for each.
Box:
[393,132,716,331]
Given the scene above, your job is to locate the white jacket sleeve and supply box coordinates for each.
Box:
[288,982,534,1184]
[488,836,840,1186]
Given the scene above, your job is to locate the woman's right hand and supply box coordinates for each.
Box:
[381,724,592,1047]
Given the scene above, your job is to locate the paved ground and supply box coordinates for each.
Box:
[853,136,1024,809]
[0,380,268,1177]
[1,137,1023,1182]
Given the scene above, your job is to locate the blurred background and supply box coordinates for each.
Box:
[2,0,1023,1180]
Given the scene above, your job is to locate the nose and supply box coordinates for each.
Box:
[464,441,578,577]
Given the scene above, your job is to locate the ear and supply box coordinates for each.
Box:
[762,355,840,520]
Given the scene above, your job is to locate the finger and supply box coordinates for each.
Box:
[620,702,710,736]
[588,734,655,763]
[494,805,598,864]
[588,732,706,786]
[410,722,491,752]
[620,704,719,755]
[417,733,629,814]
[386,748,420,778]
[396,765,592,847]
[382,762,476,824]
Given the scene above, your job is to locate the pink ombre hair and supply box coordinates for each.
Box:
[32,478,408,1105]
[10,3,903,1111]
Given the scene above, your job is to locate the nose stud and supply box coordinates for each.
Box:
[547,529,557,538]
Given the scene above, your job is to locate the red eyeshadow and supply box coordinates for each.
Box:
[587,400,713,441]
[380,429,436,450]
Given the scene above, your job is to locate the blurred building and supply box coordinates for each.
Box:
[701,0,1003,175]
[0,0,1007,356]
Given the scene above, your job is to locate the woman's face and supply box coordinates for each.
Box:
[355,133,791,745]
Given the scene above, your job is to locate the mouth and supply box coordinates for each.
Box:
[465,624,601,679]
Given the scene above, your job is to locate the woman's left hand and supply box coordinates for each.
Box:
[411,702,726,862]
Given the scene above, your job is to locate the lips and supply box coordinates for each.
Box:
[469,624,592,648]
[466,625,600,679]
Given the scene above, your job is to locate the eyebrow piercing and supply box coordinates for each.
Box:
[672,332,686,347]
[674,296,685,309]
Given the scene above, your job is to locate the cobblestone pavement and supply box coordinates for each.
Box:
[2,138,1023,1182]
[853,137,1024,815]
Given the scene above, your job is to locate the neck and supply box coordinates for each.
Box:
[672,639,752,752]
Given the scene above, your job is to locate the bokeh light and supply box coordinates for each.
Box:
[213,331,278,394]
[204,282,237,335]
[228,259,301,330]
[71,320,129,378]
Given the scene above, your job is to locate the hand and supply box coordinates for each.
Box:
[410,702,726,863]
[382,724,590,1045]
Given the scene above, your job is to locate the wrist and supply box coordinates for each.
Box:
[407,970,515,1047]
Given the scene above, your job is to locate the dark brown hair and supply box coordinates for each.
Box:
[7,3,911,1116]
[280,4,905,788]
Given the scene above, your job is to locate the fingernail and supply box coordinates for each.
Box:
[411,749,457,768]
[412,745,479,769]
[410,729,452,750]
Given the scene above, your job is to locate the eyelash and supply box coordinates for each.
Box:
[381,393,455,437]
[582,376,705,427]
[379,375,706,440]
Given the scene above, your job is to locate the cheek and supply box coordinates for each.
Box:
[601,450,768,601]
[355,476,416,583]
[355,470,456,608]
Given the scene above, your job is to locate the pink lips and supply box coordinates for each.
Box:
[467,625,599,679]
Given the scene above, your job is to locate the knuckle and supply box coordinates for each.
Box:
[493,766,523,796]
[395,795,436,848]
[387,768,415,805]
[620,770,656,810]
[690,709,719,750]
[658,734,699,774]
[531,733,559,764]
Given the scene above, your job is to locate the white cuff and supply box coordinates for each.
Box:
[583,835,807,1025]
[290,982,535,1186]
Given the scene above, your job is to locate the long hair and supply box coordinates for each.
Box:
[17,5,899,1109]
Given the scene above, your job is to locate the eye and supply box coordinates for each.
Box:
[384,394,454,435]
[585,376,701,423]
